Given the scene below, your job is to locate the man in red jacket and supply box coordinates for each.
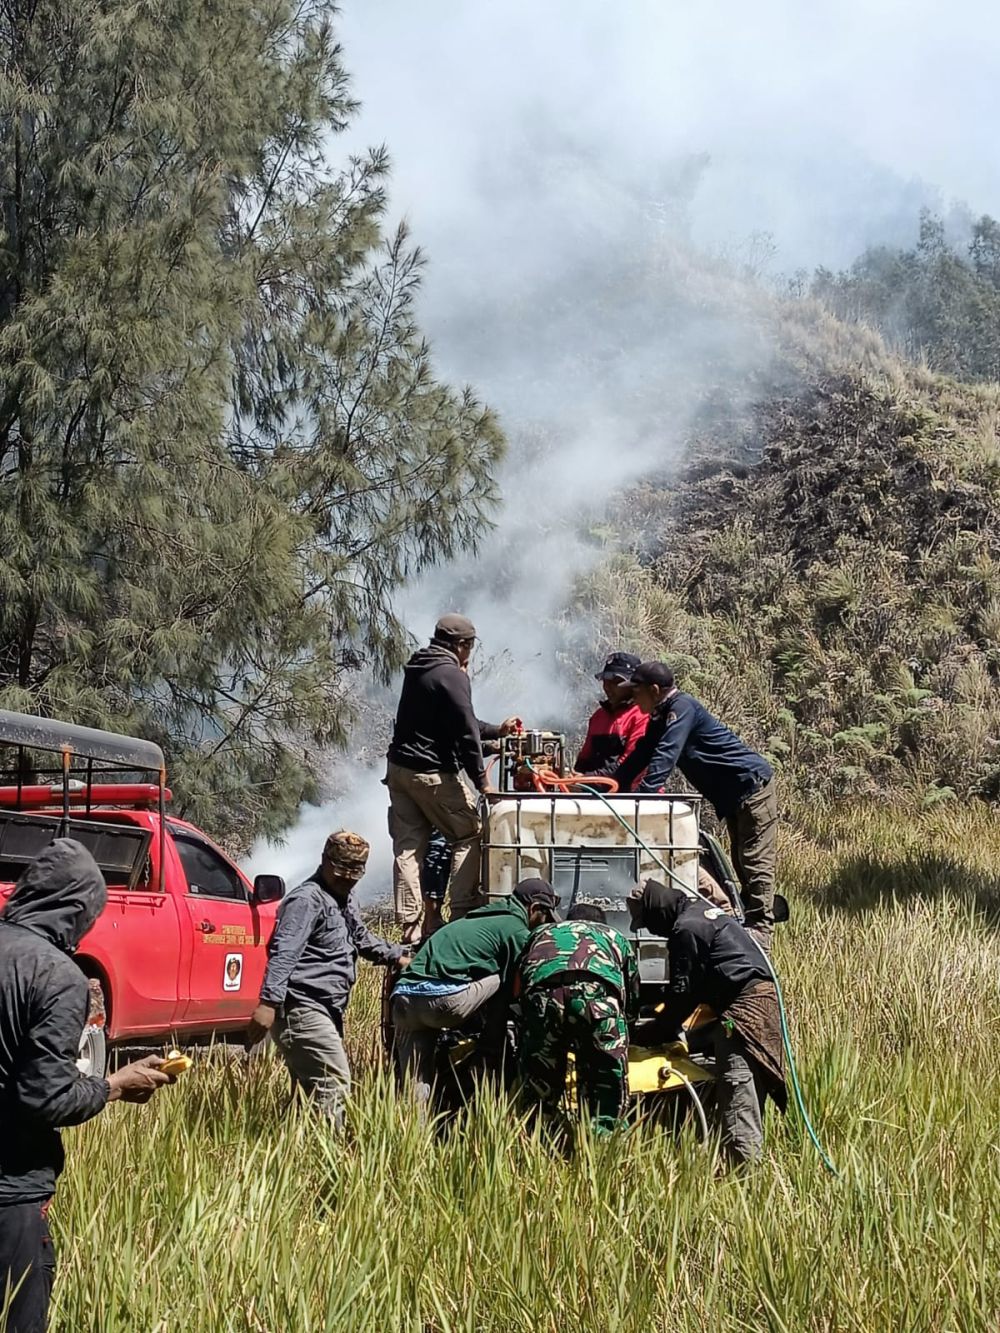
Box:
[575,652,648,788]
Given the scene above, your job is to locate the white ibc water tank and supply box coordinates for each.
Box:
[483,795,700,900]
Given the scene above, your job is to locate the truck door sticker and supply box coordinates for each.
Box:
[224,953,243,991]
[202,924,253,947]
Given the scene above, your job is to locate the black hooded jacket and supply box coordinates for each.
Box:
[638,879,770,1027]
[387,643,499,789]
[0,840,111,1204]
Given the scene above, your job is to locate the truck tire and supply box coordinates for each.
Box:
[76,977,109,1077]
[77,1021,108,1077]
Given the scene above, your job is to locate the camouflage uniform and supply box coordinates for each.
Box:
[515,920,640,1135]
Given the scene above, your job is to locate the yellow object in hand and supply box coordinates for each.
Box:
[160,1049,193,1076]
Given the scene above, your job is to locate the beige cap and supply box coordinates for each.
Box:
[434,614,477,642]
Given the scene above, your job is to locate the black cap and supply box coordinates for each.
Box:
[513,877,561,919]
[434,614,477,642]
[630,661,675,689]
[596,651,641,682]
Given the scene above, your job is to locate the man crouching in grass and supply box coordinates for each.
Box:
[246,831,408,1128]
[629,879,786,1165]
[514,903,639,1137]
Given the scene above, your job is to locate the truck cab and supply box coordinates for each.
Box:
[0,710,285,1073]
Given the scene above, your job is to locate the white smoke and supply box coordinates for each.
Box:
[242,769,394,898]
[339,0,1000,273]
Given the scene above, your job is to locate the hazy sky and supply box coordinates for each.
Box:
[334,0,1000,725]
[341,0,1000,281]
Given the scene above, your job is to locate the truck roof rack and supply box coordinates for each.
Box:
[0,710,164,771]
[0,783,170,809]
[0,710,168,892]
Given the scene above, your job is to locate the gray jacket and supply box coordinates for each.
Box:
[259,870,402,1020]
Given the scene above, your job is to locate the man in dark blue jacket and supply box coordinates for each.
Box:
[247,831,406,1127]
[610,663,778,946]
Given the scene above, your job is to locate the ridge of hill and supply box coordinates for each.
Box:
[580,302,1000,806]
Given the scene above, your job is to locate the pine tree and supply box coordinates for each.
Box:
[808,209,1000,383]
[0,0,503,847]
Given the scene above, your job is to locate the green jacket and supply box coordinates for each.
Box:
[517,921,640,1018]
[402,897,531,987]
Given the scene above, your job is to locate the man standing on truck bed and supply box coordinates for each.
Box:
[1,841,172,1333]
[247,831,406,1128]
[574,652,647,786]
[609,663,779,948]
[386,614,519,944]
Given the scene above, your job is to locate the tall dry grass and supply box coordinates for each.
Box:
[16,803,1000,1332]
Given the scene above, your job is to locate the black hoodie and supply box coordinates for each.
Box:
[387,642,499,789]
[638,879,770,1025]
[0,840,111,1204]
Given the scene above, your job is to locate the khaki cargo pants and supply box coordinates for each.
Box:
[386,762,483,929]
[725,778,778,946]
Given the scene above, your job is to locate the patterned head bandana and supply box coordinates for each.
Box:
[322,830,370,881]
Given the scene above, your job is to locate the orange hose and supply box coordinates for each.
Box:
[529,766,619,795]
[565,774,619,792]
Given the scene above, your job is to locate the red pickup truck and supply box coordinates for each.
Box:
[0,710,285,1074]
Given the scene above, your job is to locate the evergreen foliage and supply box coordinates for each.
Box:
[808,210,1000,383]
[0,0,503,847]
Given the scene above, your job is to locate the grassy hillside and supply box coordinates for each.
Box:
[578,302,1000,809]
[39,804,1000,1331]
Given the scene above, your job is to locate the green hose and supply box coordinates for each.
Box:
[549,775,839,1175]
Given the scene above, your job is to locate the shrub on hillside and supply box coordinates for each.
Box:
[581,371,1000,806]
